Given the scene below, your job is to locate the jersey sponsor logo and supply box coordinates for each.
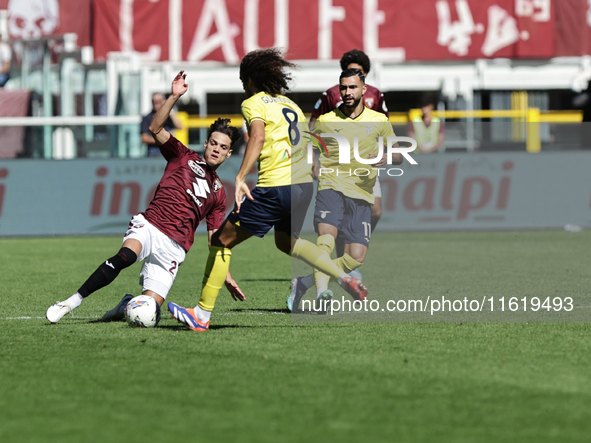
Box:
[364,98,374,108]
[193,178,210,197]
[213,178,223,192]
[186,178,211,207]
[188,160,206,178]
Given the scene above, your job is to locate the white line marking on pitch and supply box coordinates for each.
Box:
[1,316,100,320]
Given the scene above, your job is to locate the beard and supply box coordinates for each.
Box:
[342,96,362,110]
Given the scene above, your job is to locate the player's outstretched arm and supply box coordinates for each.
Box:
[235,119,265,212]
[149,70,188,145]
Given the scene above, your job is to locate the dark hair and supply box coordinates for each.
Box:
[340,49,371,74]
[420,94,437,108]
[208,118,241,147]
[240,48,297,96]
[339,68,365,84]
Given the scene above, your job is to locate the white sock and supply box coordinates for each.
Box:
[66,293,83,309]
[194,306,212,323]
[337,274,347,286]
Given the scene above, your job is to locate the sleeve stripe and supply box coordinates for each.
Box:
[248,116,266,123]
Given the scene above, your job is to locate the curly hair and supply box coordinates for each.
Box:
[339,49,371,74]
[208,118,241,147]
[240,48,297,96]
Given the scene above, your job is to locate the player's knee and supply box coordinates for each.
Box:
[274,231,292,255]
[210,234,224,248]
[348,250,366,264]
[108,247,137,271]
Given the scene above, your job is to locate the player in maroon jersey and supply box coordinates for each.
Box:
[46,71,244,324]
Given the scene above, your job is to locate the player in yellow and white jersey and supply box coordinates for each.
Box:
[167,49,369,330]
[288,68,403,311]
[240,92,310,187]
[313,99,396,205]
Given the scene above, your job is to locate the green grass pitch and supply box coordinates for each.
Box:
[1,231,590,442]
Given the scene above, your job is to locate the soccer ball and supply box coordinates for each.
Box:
[124,295,161,328]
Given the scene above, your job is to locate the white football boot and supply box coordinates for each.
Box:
[46,301,74,323]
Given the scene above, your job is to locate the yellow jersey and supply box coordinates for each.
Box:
[313,106,395,203]
[241,91,312,187]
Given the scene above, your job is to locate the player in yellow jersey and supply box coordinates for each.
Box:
[167,49,368,330]
[288,68,403,312]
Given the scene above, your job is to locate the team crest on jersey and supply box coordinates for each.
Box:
[213,178,223,192]
[361,124,374,135]
[364,98,374,108]
[188,160,206,178]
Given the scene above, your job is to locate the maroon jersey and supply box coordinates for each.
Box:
[311,84,389,120]
[142,135,226,252]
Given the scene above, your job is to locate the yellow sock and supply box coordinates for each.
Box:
[291,238,344,280]
[198,246,232,312]
[334,253,362,274]
[314,235,335,293]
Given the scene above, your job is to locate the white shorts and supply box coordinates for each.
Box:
[123,214,186,299]
[372,177,382,199]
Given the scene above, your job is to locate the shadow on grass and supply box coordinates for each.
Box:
[229,307,326,316]
[155,324,255,331]
[230,308,289,314]
[239,278,289,282]
[210,324,255,330]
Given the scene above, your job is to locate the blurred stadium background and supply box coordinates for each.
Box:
[0,0,590,236]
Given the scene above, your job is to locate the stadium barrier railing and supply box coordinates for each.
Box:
[0,109,583,159]
[176,109,583,153]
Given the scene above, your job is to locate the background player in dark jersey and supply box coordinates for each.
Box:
[309,49,389,250]
[46,71,244,324]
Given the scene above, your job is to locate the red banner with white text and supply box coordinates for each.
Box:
[89,0,557,62]
[1,0,590,62]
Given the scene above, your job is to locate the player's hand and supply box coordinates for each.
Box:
[234,178,253,213]
[172,70,188,97]
[368,152,388,167]
[225,273,246,301]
